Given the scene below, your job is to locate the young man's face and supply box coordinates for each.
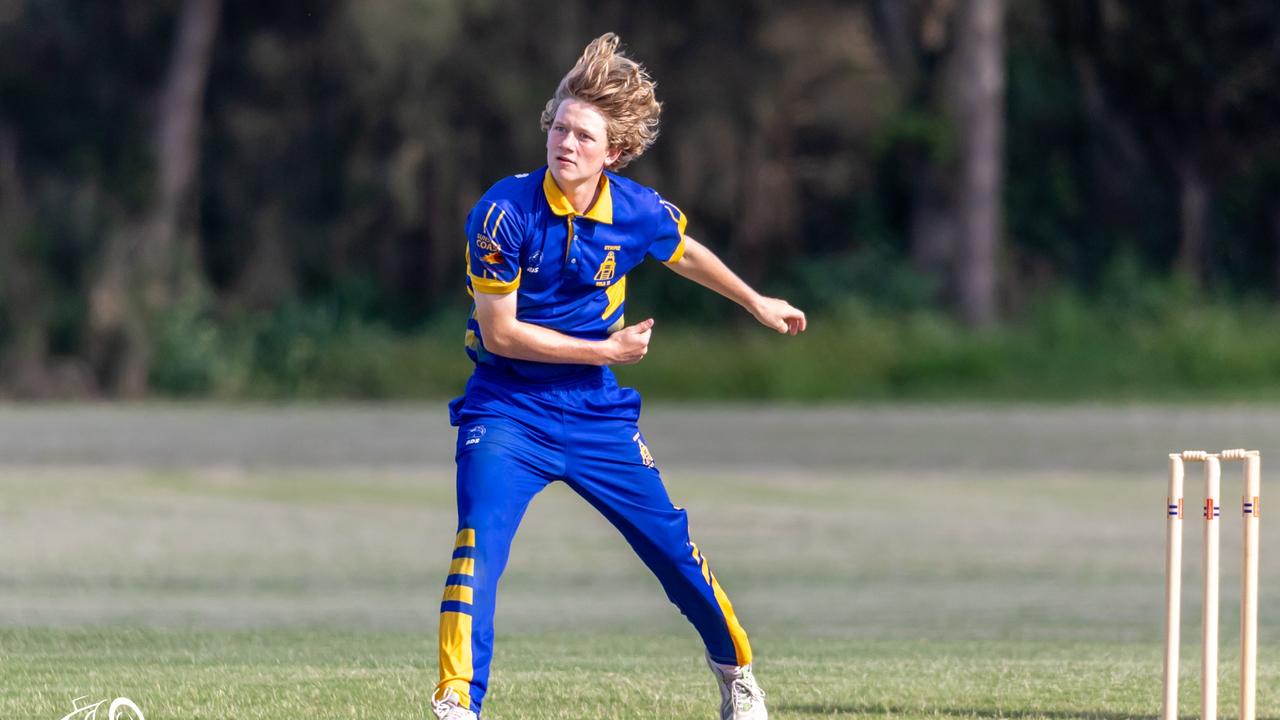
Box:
[546,99,620,188]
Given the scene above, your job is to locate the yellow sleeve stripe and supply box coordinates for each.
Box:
[481,202,497,234]
[468,268,520,294]
[490,209,507,236]
[449,557,475,576]
[442,585,474,603]
[662,202,688,236]
[455,529,476,548]
[663,236,687,265]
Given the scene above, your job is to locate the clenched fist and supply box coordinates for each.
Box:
[604,318,655,365]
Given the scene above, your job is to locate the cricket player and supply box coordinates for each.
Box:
[431,33,806,720]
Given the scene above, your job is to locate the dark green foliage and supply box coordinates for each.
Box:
[3,0,1280,397]
[142,272,1280,401]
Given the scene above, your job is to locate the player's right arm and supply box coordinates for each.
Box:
[466,195,652,365]
[474,291,652,366]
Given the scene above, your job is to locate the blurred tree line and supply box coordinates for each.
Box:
[1,0,1279,398]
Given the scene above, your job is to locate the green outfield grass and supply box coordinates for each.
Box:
[2,408,1280,718]
[5,629,1251,720]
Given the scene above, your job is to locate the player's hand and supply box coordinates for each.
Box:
[605,318,654,365]
[750,297,807,335]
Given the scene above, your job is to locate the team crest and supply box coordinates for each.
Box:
[633,431,655,468]
[594,250,617,285]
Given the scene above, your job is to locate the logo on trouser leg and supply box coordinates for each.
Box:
[465,425,487,446]
[633,432,655,468]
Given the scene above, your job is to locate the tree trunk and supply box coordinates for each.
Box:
[871,0,918,83]
[86,0,222,395]
[234,203,296,310]
[1174,157,1209,284]
[145,0,221,306]
[950,0,1005,327]
[1272,202,1280,299]
[908,168,955,290]
[0,123,53,396]
[733,119,798,285]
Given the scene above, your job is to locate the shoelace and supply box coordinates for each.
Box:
[732,673,766,711]
[431,691,475,720]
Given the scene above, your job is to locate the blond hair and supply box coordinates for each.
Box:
[540,33,661,170]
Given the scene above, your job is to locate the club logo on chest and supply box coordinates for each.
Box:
[595,247,620,286]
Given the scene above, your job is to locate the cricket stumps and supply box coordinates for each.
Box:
[1163,449,1260,720]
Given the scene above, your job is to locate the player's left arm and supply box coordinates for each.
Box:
[664,235,807,335]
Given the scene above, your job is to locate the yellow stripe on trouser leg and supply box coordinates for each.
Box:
[437,527,477,708]
[438,610,474,709]
[708,571,752,666]
[690,543,712,584]
[442,585,474,603]
[691,542,752,665]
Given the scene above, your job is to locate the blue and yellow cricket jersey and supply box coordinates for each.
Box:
[463,167,687,380]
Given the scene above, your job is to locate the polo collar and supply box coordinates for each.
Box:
[543,169,613,224]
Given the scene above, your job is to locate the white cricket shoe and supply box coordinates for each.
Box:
[431,688,478,720]
[706,653,768,719]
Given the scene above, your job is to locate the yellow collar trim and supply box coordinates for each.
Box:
[543,169,613,224]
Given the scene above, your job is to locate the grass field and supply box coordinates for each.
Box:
[3,404,1280,719]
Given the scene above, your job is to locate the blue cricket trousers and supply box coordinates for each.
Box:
[434,366,752,714]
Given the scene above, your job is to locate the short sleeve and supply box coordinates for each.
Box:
[646,194,688,264]
[465,199,523,294]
